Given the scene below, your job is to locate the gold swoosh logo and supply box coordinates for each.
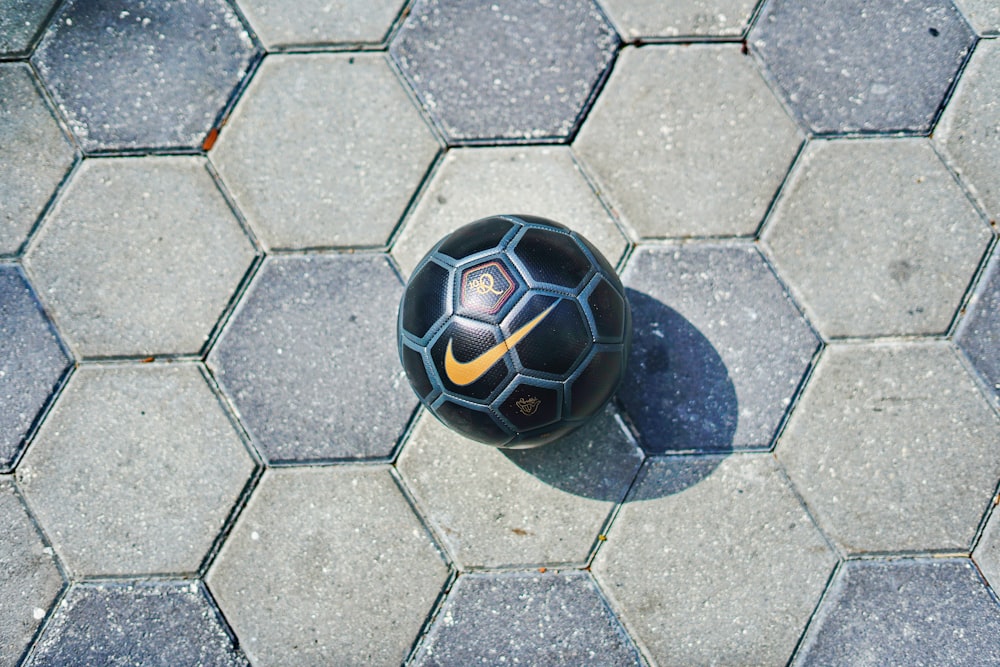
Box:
[444,303,557,386]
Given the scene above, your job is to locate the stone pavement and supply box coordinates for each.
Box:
[1,0,999,665]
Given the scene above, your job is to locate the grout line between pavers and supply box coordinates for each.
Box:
[946,233,998,340]
[785,558,844,667]
[195,579,249,661]
[753,135,808,242]
[566,144,636,268]
[970,479,1000,559]
[587,555,659,667]
[384,145,450,257]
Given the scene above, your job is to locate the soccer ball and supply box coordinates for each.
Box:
[397,215,631,448]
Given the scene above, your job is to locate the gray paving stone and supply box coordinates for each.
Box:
[574,45,802,239]
[207,466,448,667]
[936,39,1000,222]
[0,63,75,258]
[32,0,258,152]
[398,406,641,569]
[212,53,438,250]
[0,477,63,666]
[17,364,254,577]
[414,571,640,665]
[620,244,819,453]
[26,581,248,667]
[975,505,1000,593]
[793,559,1000,666]
[390,0,618,143]
[956,0,1000,35]
[594,454,837,666]
[392,146,628,276]
[0,0,59,55]
[777,342,1000,554]
[956,250,1000,404]
[762,139,990,338]
[209,254,415,462]
[751,0,976,134]
[600,0,757,38]
[237,0,404,48]
[24,156,256,358]
[0,265,70,472]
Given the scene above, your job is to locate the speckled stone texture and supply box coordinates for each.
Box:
[751,0,976,134]
[777,343,1000,554]
[24,157,255,358]
[574,45,802,239]
[211,53,439,250]
[936,39,1000,221]
[793,559,1000,666]
[956,0,1000,35]
[391,146,627,276]
[0,0,58,55]
[414,572,640,665]
[762,139,990,338]
[594,454,837,666]
[391,0,618,143]
[207,467,449,667]
[0,265,70,471]
[17,364,255,577]
[237,0,405,48]
[25,581,248,667]
[0,478,63,666]
[957,252,1000,403]
[976,507,1000,593]
[32,0,258,152]
[0,63,75,257]
[620,244,819,453]
[600,0,757,38]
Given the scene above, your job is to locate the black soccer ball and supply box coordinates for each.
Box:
[397,215,631,448]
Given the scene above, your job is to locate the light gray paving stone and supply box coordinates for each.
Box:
[594,454,837,666]
[24,156,256,358]
[207,466,449,667]
[975,505,1000,592]
[397,406,641,569]
[600,0,757,38]
[208,254,416,463]
[956,0,1000,34]
[0,0,59,55]
[574,45,802,239]
[762,139,990,338]
[0,63,75,257]
[936,39,1000,222]
[776,342,1000,554]
[751,0,976,134]
[16,364,255,577]
[211,53,439,250]
[26,581,248,667]
[957,251,1000,404]
[0,477,63,667]
[413,571,640,665]
[793,559,1000,666]
[392,146,628,276]
[620,244,819,453]
[237,0,404,48]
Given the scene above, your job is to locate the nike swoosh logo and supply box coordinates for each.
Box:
[444,303,557,386]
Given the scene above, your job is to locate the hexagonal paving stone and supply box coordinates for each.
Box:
[975,504,1000,593]
[237,0,405,48]
[956,0,1000,34]
[620,244,819,454]
[0,0,59,55]
[936,39,1000,221]
[413,571,640,665]
[600,0,757,39]
[398,406,642,569]
[392,146,628,276]
[24,156,256,358]
[957,251,1000,404]
[0,477,63,666]
[0,63,75,257]
[750,0,976,134]
[0,265,70,472]
[762,139,990,339]
[390,0,618,144]
[17,364,255,577]
[32,0,258,152]
[793,559,1000,666]
[594,454,837,666]
[574,45,802,239]
[776,342,1000,554]
[212,53,439,250]
[207,466,448,667]
[26,581,247,666]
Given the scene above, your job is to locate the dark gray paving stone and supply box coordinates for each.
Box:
[0,0,59,55]
[390,0,618,143]
[620,244,819,454]
[0,265,69,471]
[414,571,640,665]
[237,0,404,48]
[957,251,1000,404]
[208,254,416,462]
[26,581,247,667]
[32,0,258,152]
[751,0,976,134]
[794,559,1000,666]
